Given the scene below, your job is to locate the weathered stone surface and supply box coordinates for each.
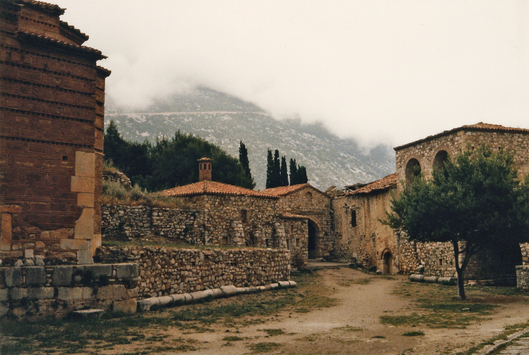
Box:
[58,287,83,300]
[27,287,54,300]
[409,274,424,282]
[113,299,137,313]
[4,267,23,287]
[0,288,9,302]
[10,287,28,300]
[80,264,112,278]
[52,266,74,286]
[25,267,46,286]
[116,263,138,279]
[220,285,238,297]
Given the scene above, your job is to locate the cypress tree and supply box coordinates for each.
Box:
[239,141,255,188]
[273,150,281,188]
[289,158,298,185]
[280,156,289,186]
[266,149,274,188]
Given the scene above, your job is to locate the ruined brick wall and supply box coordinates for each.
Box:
[333,190,398,271]
[0,1,109,263]
[276,186,333,258]
[98,246,291,298]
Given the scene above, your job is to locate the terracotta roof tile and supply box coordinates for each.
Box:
[13,0,64,14]
[261,183,330,197]
[17,31,106,59]
[395,122,529,151]
[346,174,397,195]
[162,180,275,198]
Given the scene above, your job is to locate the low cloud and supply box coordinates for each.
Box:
[59,0,529,148]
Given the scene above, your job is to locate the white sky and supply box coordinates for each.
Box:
[57,0,529,148]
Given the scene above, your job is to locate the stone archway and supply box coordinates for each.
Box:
[433,150,450,173]
[381,249,393,274]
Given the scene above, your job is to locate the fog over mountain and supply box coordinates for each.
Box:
[105,87,395,191]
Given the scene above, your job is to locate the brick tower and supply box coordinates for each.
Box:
[198,157,212,182]
[0,0,110,263]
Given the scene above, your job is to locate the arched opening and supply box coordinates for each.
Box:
[433,150,449,173]
[305,191,313,205]
[405,158,421,185]
[382,249,393,274]
[308,220,317,259]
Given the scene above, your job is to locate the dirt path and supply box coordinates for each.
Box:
[136,268,529,354]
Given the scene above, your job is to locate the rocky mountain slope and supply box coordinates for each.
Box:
[105,87,395,191]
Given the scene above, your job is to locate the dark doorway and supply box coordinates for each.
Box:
[308,221,317,259]
[383,250,393,274]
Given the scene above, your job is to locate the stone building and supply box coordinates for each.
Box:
[333,122,529,280]
[261,184,333,259]
[333,174,397,272]
[0,0,110,264]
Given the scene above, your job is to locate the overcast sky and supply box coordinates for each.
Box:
[57,0,529,148]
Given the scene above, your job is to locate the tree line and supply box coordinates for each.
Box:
[265,149,308,188]
[104,120,255,191]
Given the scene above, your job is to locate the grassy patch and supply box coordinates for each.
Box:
[402,331,425,336]
[0,271,332,355]
[382,281,526,330]
[262,328,285,336]
[248,342,282,353]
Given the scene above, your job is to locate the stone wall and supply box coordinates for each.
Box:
[102,205,202,244]
[181,195,282,247]
[0,262,138,319]
[97,246,291,298]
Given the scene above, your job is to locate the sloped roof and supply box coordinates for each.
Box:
[17,31,106,59]
[261,183,327,197]
[162,180,275,198]
[346,174,397,196]
[11,0,64,15]
[395,122,529,151]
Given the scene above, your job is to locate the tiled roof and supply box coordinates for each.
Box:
[162,180,275,198]
[12,0,64,14]
[261,183,327,197]
[346,174,397,195]
[59,20,89,43]
[17,31,106,59]
[395,122,529,151]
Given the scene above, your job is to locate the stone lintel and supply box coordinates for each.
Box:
[0,205,23,213]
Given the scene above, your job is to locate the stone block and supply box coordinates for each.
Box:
[4,267,23,287]
[211,288,224,298]
[25,266,46,286]
[220,285,237,297]
[27,287,54,299]
[58,287,83,300]
[0,304,9,318]
[77,193,95,208]
[52,265,74,286]
[137,298,159,311]
[71,176,95,193]
[0,288,8,301]
[74,208,94,239]
[61,238,91,250]
[409,274,425,282]
[75,151,95,178]
[158,296,173,306]
[77,249,93,264]
[113,299,137,313]
[171,294,185,304]
[82,287,94,299]
[24,249,34,259]
[10,287,27,300]
[80,264,112,278]
[423,276,438,283]
[0,205,23,214]
[116,263,138,279]
[183,293,193,303]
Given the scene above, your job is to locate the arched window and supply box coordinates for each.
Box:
[305,191,313,204]
[433,150,449,172]
[405,158,421,185]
